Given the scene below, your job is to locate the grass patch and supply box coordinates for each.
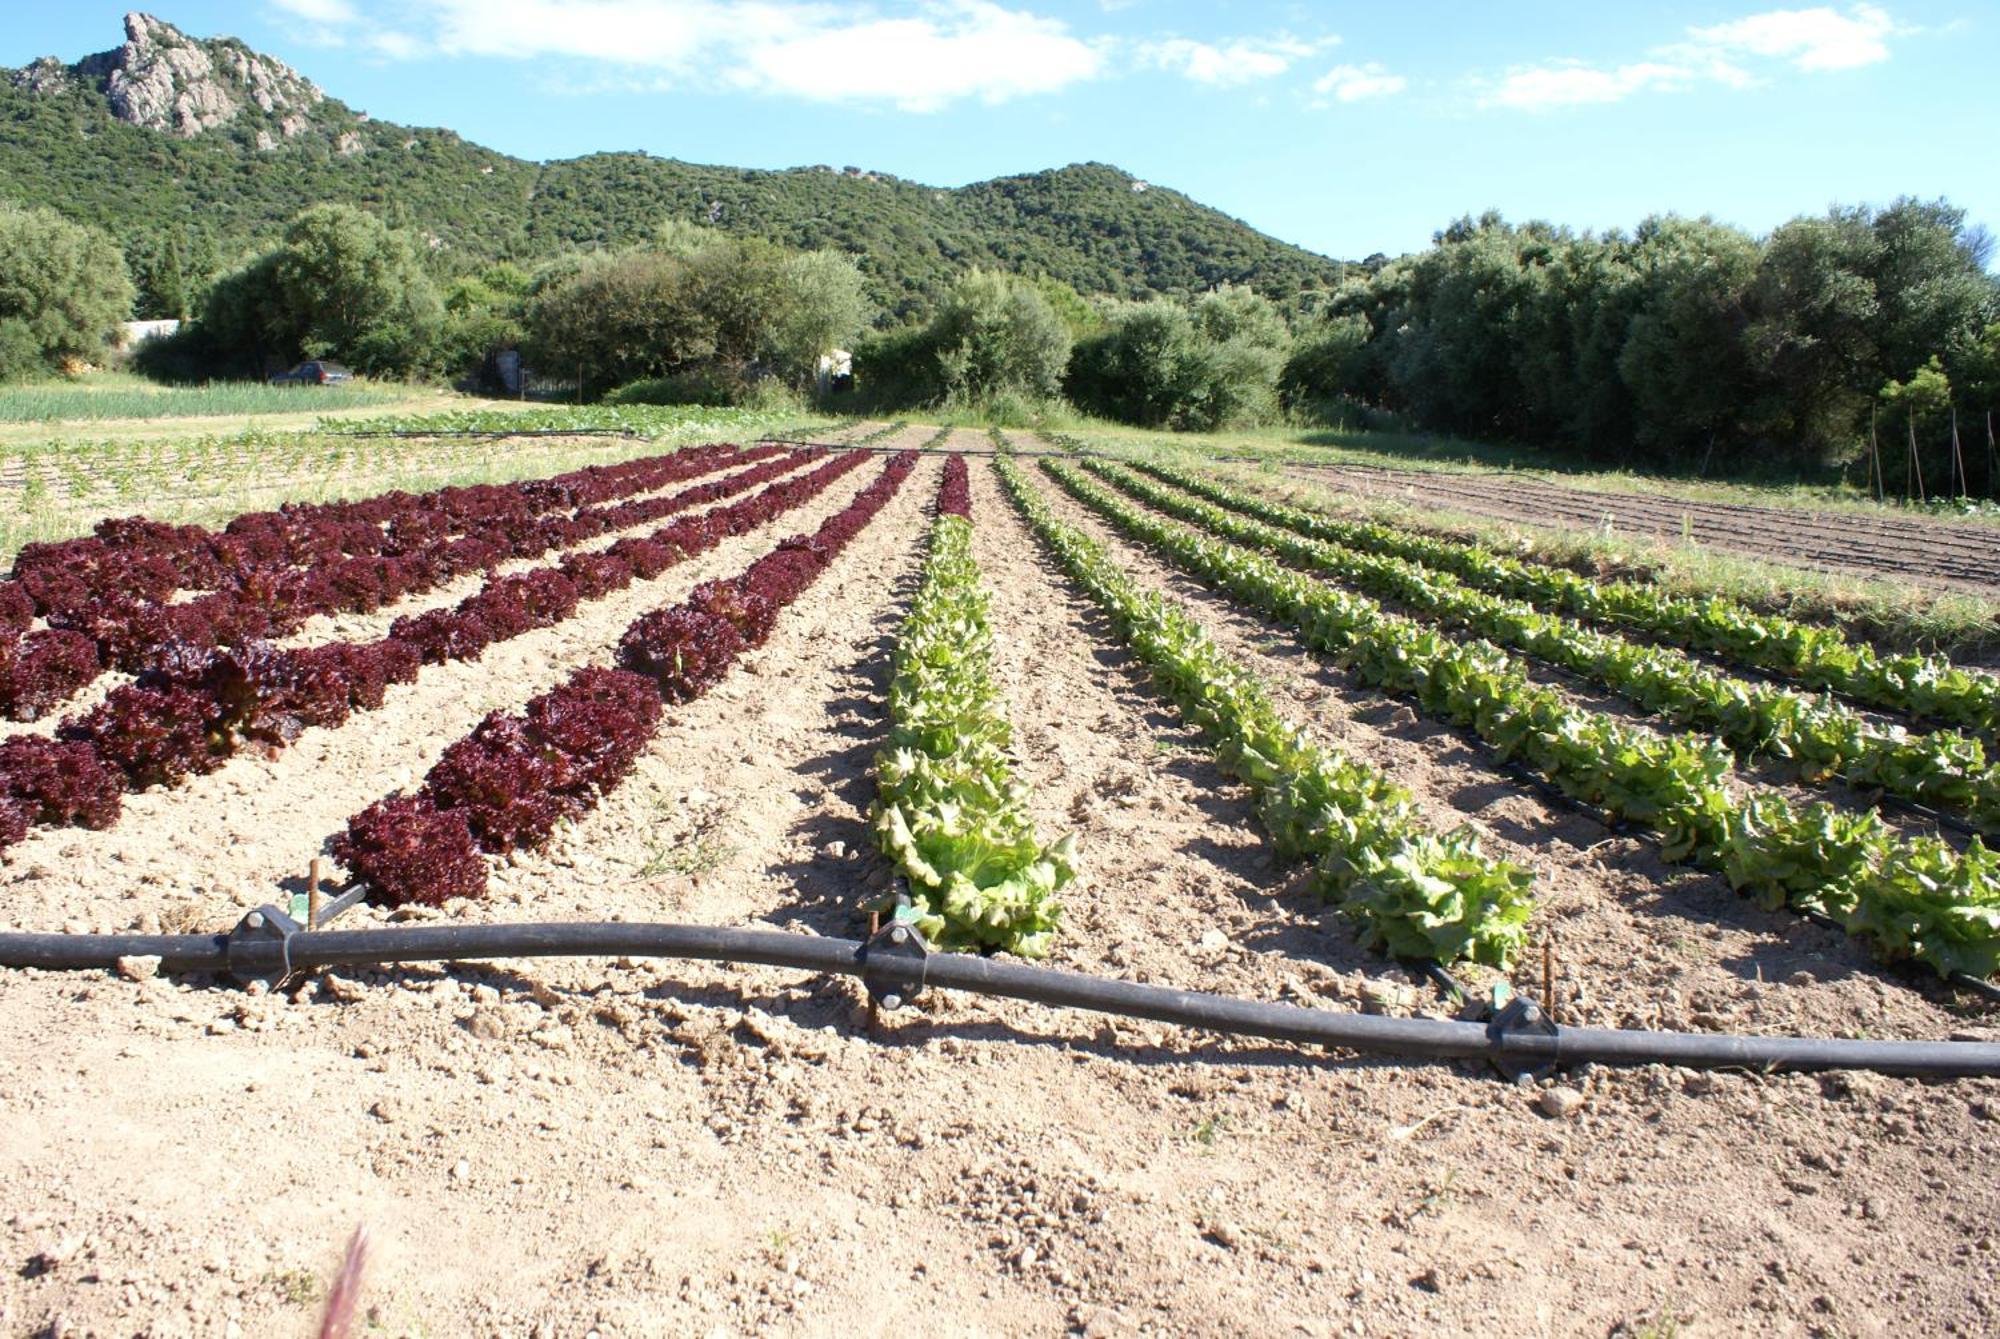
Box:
[319,403,829,439]
[641,832,736,879]
[0,373,402,423]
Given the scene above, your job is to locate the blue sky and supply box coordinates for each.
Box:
[6,3,1994,261]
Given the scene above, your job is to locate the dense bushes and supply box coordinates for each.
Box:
[1068,287,1288,431]
[1286,202,2000,491]
[164,204,446,379]
[525,231,866,400]
[853,271,1073,414]
[0,204,135,379]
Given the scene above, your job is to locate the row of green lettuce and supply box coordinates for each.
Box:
[1087,460,2000,835]
[998,456,1537,967]
[868,471,1074,956]
[1130,458,2000,736]
[1046,459,2000,982]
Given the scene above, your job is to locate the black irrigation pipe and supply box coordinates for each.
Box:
[759,438,1113,461]
[1,919,1996,1078]
[327,428,652,440]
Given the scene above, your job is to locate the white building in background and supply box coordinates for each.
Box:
[120,319,181,347]
[816,348,853,397]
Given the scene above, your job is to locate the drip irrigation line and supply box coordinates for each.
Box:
[330,428,650,440]
[1794,908,2000,1004]
[1416,961,1466,1004]
[0,918,1994,1078]
[758,438,1100,460]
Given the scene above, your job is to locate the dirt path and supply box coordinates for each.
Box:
[0,442,1995,1338]
[1285,463,2000,592]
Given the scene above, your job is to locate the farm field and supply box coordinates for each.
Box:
[1278,459,2000,592]
[0,424,1996,1336]
[0,404,835,562]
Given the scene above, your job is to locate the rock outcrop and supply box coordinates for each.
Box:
[13,12,327,140]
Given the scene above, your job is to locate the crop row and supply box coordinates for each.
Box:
[1087,461,2000,835]
[0,449,871,851]
[1000,458,1536,968]
[1048,461,2000,981]
[334,452,921,905]
[0,442,790,721]
[869,457,1074,957]
[1138,460,2000,735]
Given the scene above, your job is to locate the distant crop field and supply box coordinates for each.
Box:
[0,374,402,423]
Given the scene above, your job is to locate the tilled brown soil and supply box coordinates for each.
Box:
[1286,462,2000,592]
[0,434,1995,1338]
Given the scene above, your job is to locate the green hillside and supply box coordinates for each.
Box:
[0,15,1346,319]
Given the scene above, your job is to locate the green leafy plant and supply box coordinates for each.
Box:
[1131,457,2000,734]
[1097,460,2000,835]
[1046,458,2000,983]
[870,477,1074,956]
[998,457,1534,968]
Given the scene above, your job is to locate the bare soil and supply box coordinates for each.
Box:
[0,433,1995,1338]
[1286,462,2000,592]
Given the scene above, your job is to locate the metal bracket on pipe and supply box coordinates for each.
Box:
[226,904,302,993]
[858,921,930,1011]
[1487,995,1559,1082]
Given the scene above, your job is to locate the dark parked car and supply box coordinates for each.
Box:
[270,360,354,386]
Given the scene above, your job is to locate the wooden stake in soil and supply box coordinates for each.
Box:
[1542,936,1556,1026]
[1950,406,1966,500]
[1869,407,1884,501]
[1908,410,1927,504]
[308,857,323,929]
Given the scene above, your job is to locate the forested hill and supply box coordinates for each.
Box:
[0,14,1346,317]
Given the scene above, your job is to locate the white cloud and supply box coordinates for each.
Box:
[362,29,424,60]
[1311,61,1405,103]
[271,0,360,21]
[1138,34,1333,88]
[1689,3,1895,70]
[1485,4,1901,110]
[1489,59,1693,109]
[347,0,1106,110]
[734,3,1109,111]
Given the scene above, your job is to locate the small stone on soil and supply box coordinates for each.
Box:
[1538,1086,1586,1119]
[114,955,160,982]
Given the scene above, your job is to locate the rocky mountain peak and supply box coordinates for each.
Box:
[11,12,328,141]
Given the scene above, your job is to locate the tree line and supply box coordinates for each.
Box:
[4,188,1996,498]
[1286,201,2000,497]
